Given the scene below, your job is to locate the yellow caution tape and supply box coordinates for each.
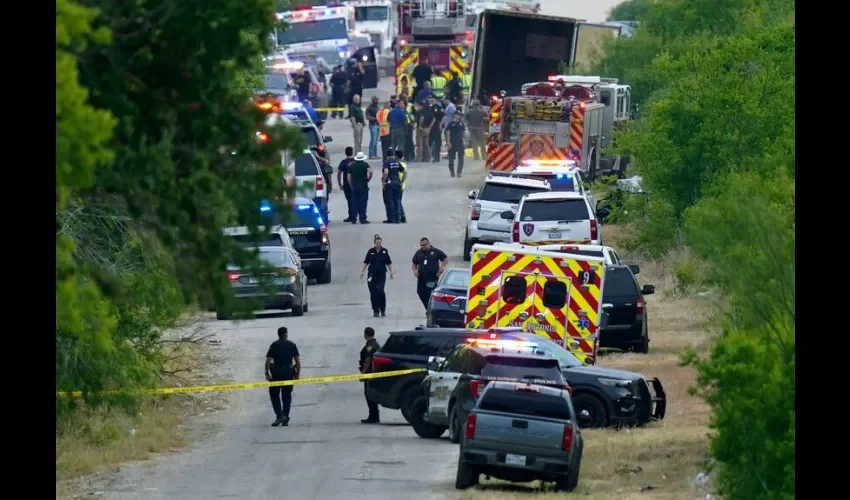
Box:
[314,107,351,112]
[57,368,426,398]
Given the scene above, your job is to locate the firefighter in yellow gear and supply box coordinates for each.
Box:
[377,102,391,159]
[461,73,472,97]
[431,74,446,99]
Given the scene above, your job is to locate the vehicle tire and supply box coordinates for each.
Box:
[462,231,473,262]
[399,385,422,424]
[634,335,649,354]
[556,444,582,492]
[571,394,608,429]
[215,311,229,321]
[317,262,332,284]
[454,455,479,490]
[291,302,304,317]
[410,395,447,439]
[448,404,461,444]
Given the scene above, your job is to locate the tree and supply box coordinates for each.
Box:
[607,0,653,21]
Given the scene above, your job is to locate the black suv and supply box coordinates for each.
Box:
[599,264,655,353]
[282,197,332,284]
[412,343,569,443]
[368,327,666,430]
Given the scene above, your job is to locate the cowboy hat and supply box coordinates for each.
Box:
[354,152,367,161]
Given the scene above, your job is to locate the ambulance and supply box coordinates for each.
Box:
[464,243,608,365]
[275,4,356,68]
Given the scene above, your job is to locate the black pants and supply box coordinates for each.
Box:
[430,131,442,162]
[269,381,293,419]
[368,272,387,313]
[343,183,354,221]
[380,135,391,159]
[351,185,369,222]
[417,277,437,309]
[448,144,464,175]
[331,88,345,118]
[365,383,379,420]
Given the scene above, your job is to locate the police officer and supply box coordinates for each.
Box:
[360,235,395,317]
[381,147,394,222]
[359,327,381,424]
[395,149,408,223]
[411,237,449,312]
[382,150,406,223]
[265,327,301,427]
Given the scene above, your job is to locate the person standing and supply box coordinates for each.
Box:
[360,235,395,317]
[430,99,445,163]
[366,96,380,159]
[446,71,463,105]
[465,99,488,161]
[304,99,319,123]
[337,147,356,223]
[347,59,366,105]
[388,100,407,152]
[381,147,394,223]
[403,96,416,162]
[411,60,433,98]
[444,111,466,178]
[382,149,406,223]
[416,99,435,162]
[349,94,365,154]
[415,81,434,105]
[265,327,301,427]
[377,102,391,160]
[294,66,312,103]
[441,97,457,128]
[395,149,408,223]
[411,238,449,312]
[359,327,381,424]
[347,152,373,224]
[330,65,348,118]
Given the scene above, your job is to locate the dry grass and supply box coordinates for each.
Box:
[56,322,226,498]
[461,224,717,500]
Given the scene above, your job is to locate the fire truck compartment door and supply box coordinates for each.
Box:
[496,271,533,329]
[555,122,572,149]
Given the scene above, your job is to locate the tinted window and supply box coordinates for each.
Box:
[258,249,296,269]
[384,335,456,357]
[294,153,320,176]
[520,199,589,221]
[287,205,322,227]
[548,248,604,259]
[442,270,470,288]
[481,356,564,383]
[603,268,640,296]
[478,183,548,203]
[478,388,571,420]
[502,275,528,304]
[278,18,347,45]
[542,280,567,309]
[301,128,321,147]
[355,6,388,21]
[265,73,291,90]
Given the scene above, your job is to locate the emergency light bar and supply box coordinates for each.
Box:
[466,339,539,351]
[271,61,304,71]
[260,200,273,213]
[281,102,305,111]
[277,6,346,22]
[521,159,577,168]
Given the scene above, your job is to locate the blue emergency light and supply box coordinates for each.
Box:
[260,200,273,213]
[296,204,312,210]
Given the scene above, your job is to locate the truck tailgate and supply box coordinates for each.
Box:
[474,411,564,450]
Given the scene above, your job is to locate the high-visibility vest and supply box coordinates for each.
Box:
[377,108,390,137]
[461,74,472,92]
[431,76,446,97]
[399,161,408,191]
[406,103,415,124]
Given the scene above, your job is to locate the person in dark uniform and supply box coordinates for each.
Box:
[360,234,395,316]
[265,327,301,427]
[381,147,395,222]
[382,150,406,223]
[359,327,381,423]
[337,147,355,222]
[411,237,449,312]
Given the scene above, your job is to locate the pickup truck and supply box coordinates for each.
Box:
[456,381,583,492]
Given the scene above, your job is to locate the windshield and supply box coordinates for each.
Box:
[290,50,345,67]
[603,267,640,296]
[293,153,319,176]
[279,18,347,45]
[520,199,590,221]
[479,182,549,204]
[442,270,470,288]
[258,249,296,269]
[478,388,571,420]
[355,6,388,21]
[481,356,564,383]
[264,73,291,91]
[287,205,322,227]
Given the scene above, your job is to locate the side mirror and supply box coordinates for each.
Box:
[323,136,333,143]
[500,210,515,220]
[426,355,445,372]
[596,207,611,221]
[468,190,477,200]
[599,312,610,330]
[628,264,640,275]
[642,284,655,295]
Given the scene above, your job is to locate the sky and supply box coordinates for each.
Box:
[537,0,626,22]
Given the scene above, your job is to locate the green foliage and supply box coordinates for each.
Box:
[607,0,653,21]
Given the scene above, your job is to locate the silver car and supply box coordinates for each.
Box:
[219,230,308,320]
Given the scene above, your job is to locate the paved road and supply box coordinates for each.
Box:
[96,78,481,500]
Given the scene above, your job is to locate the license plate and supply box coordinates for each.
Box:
[248,277,259,284]
[505,454,526,466]
[549,231,562,239]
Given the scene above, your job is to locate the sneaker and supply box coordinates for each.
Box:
[380,310,386,317]
[373,311,379,317]
[400,218,407,223]
[343,217,353,223]
[360,418,380,424]
[383,220,392,223]
[360,220,371,224]
[281,416,290,426]
[271,417,283,427]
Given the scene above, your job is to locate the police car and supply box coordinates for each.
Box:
[504,191,601,246]
[411,338,570,442]
[281,198,332,284]
[464,174,551,261]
